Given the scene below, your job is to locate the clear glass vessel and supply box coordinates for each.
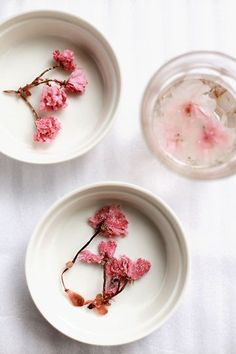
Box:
[141,51,236,178]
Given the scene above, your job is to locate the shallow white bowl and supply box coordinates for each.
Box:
[25,182,189,345]
[0,11,120,164]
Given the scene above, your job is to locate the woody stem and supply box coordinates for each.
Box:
[102,260,108,297]
[33,65,59,83]
[61,223,103,292]
[107,278,128,301]
[72,224,102,264]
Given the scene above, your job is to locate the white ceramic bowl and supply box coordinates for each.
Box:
[25,182,189,345]
[0,11,120,164]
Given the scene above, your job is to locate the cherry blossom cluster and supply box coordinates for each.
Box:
[4,49,88,143]
[61,205,151,315]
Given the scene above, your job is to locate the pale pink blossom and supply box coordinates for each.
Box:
[106,257,128,278]
[128,258,151,280]
[161,79,216,118]
[78,250,103,264]
[53,49,76,71]
[40,85,67,112]
[98,240,117,258]
[198,121,233,150]
[65,69,88,94]
[33,116,61,143]
[105,256,151,280]
[89,205,128,238]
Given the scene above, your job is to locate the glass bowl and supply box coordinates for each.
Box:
[141,51,236,178]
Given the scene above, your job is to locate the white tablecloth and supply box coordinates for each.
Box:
[1,1,236,353]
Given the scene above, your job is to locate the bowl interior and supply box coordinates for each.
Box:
[26,184,188,345]
[0,12,120,163]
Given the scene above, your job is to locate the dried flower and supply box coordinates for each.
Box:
[98,240,117,258]
[106,256,132,278]
[53,49,76,71]
[60,204,151,316]
[128,258,151,280]
[78,250,103,264]
[40,85,67,112]
[105,256,151,280]
[33,116,61,143]
[65,69,88,94]
[89,205,128,237]
[4,48,89,143]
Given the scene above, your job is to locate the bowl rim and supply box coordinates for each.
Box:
[140,50,236,179]
[0,10,121,165]
[25,181,190,346]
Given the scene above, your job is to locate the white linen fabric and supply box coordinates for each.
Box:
[1,1,236,353]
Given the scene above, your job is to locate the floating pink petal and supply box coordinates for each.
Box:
[53,49,76,71]
[98,240,117,258]
[198,120,233,150]
[89,205,128,238]
[78,250,103,264]
[33,116,61,143]
[40,85,67,112]
[65,69,88,94]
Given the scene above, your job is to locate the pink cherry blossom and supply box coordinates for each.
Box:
[53,49,76,71]
[40,85,67,112]
[89,205,128,238]
[33,116,61,143]
[98,240,117,258]
[128,258,151,280]
[105,256,151,280]
[161,79,216,118]
[65,69,88,94]
[105,256,132,278]
[78,250,103,264]
[198,122,232,150]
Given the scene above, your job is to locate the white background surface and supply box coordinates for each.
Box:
[1,1,236,353]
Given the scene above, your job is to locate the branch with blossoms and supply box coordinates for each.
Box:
[61,205,151,315]
[3,49,88,143]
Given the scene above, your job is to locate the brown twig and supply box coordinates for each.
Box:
[33,65,59,83]
[61,222,103,292]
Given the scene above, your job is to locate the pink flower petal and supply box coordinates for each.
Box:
[53,49,76,71]
[98,240,117,258]
[40,85,67,112]
[89,205,128,238]
[78,250,103,264]
[33,116,61,143]
[65,69,88,94]
[105,256,132,278]
[128,258,151,280]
